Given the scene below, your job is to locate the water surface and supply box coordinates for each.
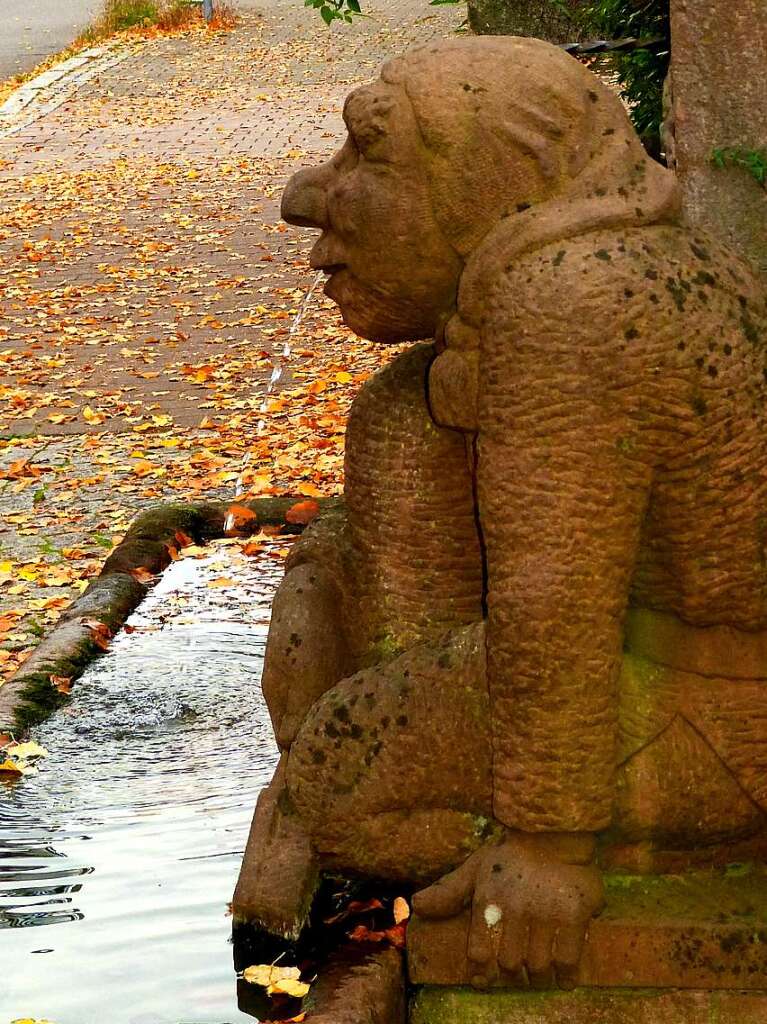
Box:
[1,543,283,1023]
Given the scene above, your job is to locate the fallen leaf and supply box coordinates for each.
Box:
[50,674,72,694]
[225,503,258,533]
[6,741,48,760]
[11,1018,58,1023]
[179,544,207,558]
[243,964,301,987]
[82,405,107,425]
[82,618,112,651]
[324,897,384,925]
[129,566,156,584]
[393,896,410,924]
[268,978,311,998]
[347,922,407,948]
[285,499,320,525]
[207,576,236,588]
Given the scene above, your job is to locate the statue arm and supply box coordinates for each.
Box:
[477,336,651,835]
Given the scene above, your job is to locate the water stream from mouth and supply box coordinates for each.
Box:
[224,271,324,530]
[0,543,285,1023]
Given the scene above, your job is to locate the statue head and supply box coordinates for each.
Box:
[281,36,679,344]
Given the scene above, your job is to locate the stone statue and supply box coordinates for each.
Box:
[234,35,767,989]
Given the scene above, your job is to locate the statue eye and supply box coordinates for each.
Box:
[354,122,385,154]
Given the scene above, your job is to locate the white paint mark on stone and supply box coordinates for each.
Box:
[484,903,503,927]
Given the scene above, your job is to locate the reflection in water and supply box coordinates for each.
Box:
[0,544,283,1023]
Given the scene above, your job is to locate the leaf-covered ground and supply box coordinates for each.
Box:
[0,0,463,682]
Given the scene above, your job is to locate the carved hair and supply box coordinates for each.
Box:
[381,37,680,261]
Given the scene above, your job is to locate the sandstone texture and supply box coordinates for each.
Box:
[235,35,767,994]
[670,0,767,270]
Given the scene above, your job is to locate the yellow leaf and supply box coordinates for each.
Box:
[393,896,410,924]
[242,964,301,987]
[8,741,48,760]
[0,758,27,774]
[179,545,207,558]
[268,978,311,998]
[207,577,236,588]
[82,405,106,425]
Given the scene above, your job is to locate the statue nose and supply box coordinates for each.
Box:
[281,165,330,229]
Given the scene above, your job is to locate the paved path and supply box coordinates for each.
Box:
[0,0,462,680]
[0,0,97,80]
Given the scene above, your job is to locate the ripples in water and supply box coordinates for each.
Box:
[0,543,283,1023]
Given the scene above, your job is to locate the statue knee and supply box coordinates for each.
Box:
[261,562,351,749]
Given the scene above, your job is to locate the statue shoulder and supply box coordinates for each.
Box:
[463,224,709,331]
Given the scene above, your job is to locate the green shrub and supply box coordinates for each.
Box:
[83,0,206,40]
[102,0,159,31]
[579,0,670,153]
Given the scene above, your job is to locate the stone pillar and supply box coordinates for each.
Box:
[670,0,767,270]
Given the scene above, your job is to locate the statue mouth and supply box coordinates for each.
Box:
[315,263,346,277]
[323,266,348,302]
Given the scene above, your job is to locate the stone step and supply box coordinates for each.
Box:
[408,868,767,990]
[410,987,767,1024]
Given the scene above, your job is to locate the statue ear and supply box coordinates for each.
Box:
[427,349,479,432]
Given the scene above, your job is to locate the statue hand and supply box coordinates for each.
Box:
[412,831,604,989]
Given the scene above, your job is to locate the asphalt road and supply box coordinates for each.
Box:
[0,0,97,82]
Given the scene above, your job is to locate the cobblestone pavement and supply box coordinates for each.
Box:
[0,0,463,681]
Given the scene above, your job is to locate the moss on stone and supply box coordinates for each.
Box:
[410,986,767,1024]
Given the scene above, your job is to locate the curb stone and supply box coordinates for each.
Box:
[0,494,335,733]
[0,43,134,139]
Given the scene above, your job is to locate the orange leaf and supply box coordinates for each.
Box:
[393,896,410,924]
[241,541,265,557]
[385,923,408,948]
[285,500,320,526]
[208,577,236,588]
[225,504,258,533]
[324,897,384,925]
[348,924,387,944]
[50,674,72,694]
[174,529,195,548]
[82,618,112,651]
[129,566,156,584]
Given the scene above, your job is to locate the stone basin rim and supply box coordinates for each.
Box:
[0,494,335,735]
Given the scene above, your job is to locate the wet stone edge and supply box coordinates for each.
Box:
[0,495,332,734]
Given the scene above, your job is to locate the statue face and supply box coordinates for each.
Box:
[281,81,463,343]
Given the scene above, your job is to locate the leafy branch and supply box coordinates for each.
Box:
[711,147,767,189]
[304,0,361,26]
